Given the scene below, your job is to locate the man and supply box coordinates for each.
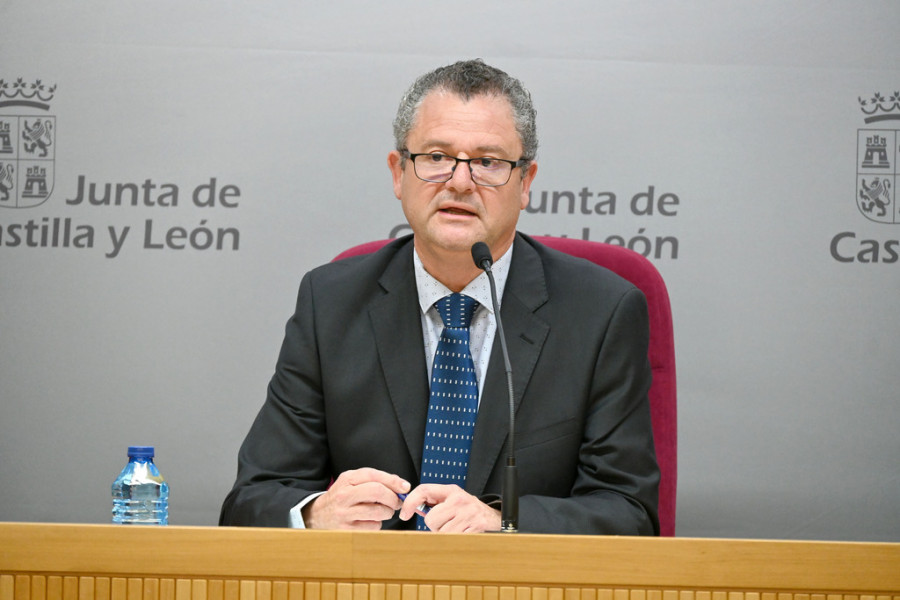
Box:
[220,59,659,534]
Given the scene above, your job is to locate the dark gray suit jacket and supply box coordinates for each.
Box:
[220,233,659,534]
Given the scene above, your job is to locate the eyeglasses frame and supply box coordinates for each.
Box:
[401,149,530,187]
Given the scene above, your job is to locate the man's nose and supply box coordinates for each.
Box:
[446,158,476,192]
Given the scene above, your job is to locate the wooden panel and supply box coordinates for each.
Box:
[0,525,352,580]
[6,583,897,600]
[96,579,111,600]
[79,578,93,600]
[349,530,900,591]
[210,580,225,600]
[2,575,14,600]
[1,524,899,598]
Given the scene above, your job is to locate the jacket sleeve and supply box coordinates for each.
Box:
[220,271,331,527]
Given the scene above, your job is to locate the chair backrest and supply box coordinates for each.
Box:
[333,236,677,536]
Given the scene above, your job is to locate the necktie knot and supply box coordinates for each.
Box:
[435,293,479,329]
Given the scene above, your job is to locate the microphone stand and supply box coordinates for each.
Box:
[472,242,518,533]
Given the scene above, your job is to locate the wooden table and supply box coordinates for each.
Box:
[1,523,898,600]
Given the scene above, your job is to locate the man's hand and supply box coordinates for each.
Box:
[302,467,411,530]
[398,484,501,532]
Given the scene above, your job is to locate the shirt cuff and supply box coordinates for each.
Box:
[288,491,325,529]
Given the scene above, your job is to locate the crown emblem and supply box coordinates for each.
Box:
[0,78,57,110]
[858,91,900,124]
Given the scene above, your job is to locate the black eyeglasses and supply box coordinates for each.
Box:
[402,150,529,187]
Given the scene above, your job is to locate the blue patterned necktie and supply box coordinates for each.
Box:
[418,293,480,530]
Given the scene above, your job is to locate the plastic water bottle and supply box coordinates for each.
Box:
[111,446,169,525]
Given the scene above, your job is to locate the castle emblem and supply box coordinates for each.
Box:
[0,78,56,209]
[856,91,899,224]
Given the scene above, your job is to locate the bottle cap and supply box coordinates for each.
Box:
[127,446,155,459]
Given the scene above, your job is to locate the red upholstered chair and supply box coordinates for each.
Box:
[333,236,677,536]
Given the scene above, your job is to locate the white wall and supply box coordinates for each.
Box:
[1,0,898,540]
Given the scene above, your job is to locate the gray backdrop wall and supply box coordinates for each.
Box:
[1,1,898,541]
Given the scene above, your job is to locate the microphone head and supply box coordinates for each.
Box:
[471,242,493,270]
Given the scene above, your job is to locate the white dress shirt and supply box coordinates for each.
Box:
[413,244,512,401]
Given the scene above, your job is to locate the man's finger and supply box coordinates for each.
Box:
[336,467,411,494]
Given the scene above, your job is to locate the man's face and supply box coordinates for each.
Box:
[388,91,538,262]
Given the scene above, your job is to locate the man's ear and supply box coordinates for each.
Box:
[518,161,538,210]
[388,150,404,200]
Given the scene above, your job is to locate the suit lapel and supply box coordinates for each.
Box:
[368,242,431,475]
[466,235,550,496]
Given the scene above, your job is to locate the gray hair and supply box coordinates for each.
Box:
[392,59,538,163]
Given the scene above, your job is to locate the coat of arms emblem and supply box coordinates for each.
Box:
[857,92,899,224]
[0,78,56,209]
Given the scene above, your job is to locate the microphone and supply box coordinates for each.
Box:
[471,242,518,533]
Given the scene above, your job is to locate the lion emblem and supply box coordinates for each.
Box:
[22,118,53,158]
[859,177,892,217]
[0,163,13,202]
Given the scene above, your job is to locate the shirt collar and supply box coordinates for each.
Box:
[414,243,514,316]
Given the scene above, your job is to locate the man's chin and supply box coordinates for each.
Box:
[420,225,516,256]
[418,227,485,254]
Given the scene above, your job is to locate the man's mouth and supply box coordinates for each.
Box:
[440,207,475,216]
